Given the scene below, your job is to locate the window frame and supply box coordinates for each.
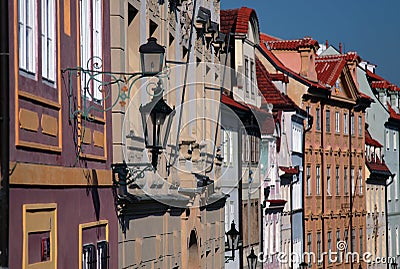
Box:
[80,0,104,103]
[316,108,320,131]
[327,166,331,196]
[326,109,331,133]
[18,0,36,74]
[335,111,340,133]
[335,166,340,196]
[316,165,320,195]
[344,113,348,135]
[41,0,56,81]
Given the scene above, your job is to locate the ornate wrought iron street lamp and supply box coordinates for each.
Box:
[247,247,257,269]
[139,37,165,76]
[226,220,240,262]
[139,81,174,170]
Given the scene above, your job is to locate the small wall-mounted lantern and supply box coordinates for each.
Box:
[139,37,165,76]
[246,248,257,269]
[140,82,175,170]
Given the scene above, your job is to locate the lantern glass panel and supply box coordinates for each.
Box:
[141,53,164,76]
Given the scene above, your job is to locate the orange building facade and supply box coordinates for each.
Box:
[257,36,371,268]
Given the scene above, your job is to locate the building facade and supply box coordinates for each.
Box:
[110,0,226,268]
[220,7,267,268]
[7,0,118,268]
[255,56,307,269]
[357,59,400,266]
[365,128,392,269]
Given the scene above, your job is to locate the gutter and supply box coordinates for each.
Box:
[385,174,395,269]
[0,0,9,266]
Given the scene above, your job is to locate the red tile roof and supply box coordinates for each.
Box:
[221,94,249,111]
[365,130,383,147]
[366,156,391,174]
[387,103,400,121]
[258,33,328,90]
[220,7,258,35]
[366,70,400,92]
[255,57,299,111]
[279,166,299,175]
[315,56,346,87]
[266,37,319,51]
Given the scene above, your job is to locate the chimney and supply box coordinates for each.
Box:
[325,40,329,48]
[339,42,343,54]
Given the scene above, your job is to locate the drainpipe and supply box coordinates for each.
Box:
[321,103,326,269]
[238,128,244,268]
[385,174,395,269]
[302,108,313,261]
[290,165,300,269]
[0,0,9,266]
[349,108,353,269]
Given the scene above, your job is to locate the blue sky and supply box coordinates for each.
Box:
[221,0,400,86]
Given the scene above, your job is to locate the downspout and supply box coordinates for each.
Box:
[321,103,326,269]
[349,108,353,269]
[290,165,300,269]
[385,174,395,269]
[0,0,9,266]
[302,112,313,259]
[238,128,244,268]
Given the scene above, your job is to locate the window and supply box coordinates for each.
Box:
[351,167,355,195]
[97,241,109,269]
[41,0,56,81]
[83,244,96,269]
[395,174,398,200]
[245,58,249,95]
[344,113,348,135]
[327,166,331,196]
[396,227,399,256]
[326,110,331,132]
[316,108,321,131]
[344,229,349,248]
[316,165,321,195]
[386,130,390,150]
[306,106,311,128]
[394,131,397,151]
[336,230,341,262]
[351,115,355,136]
[358,116,362,137]
[306,166,311,196]
[80,0,103,102]
[18,0,36,73]
[389,228,392,257]
[250,61,255,96]
[317,232,321,265]
[292,125,302,153]
[351,228,356,254]
[335,111,340,133]
[307,233,312,267]
[336,166,340,195]
[222,129,233,166]
[328,231,332,264]
[359,228,363,255]
[344,167,348,195]
[358,167,363,195]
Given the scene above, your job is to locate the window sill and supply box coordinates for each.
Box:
[19,69,37,80]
